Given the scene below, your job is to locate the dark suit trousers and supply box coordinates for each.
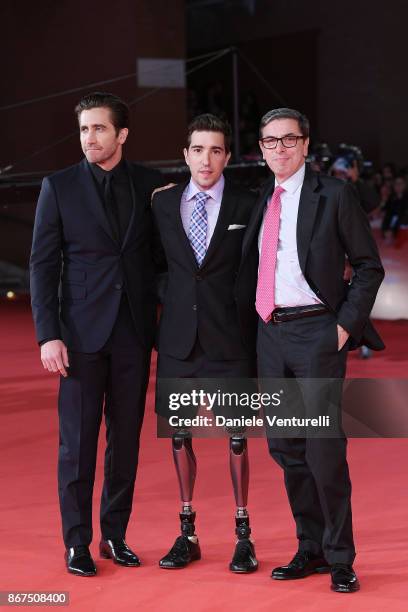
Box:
[58,296,150,547]
[157,339,254,379]
[257,312,355,565]
[156,339,255,421]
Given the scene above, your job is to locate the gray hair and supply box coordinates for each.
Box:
[259,108,310,139]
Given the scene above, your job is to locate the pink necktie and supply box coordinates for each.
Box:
[256,185,285,322]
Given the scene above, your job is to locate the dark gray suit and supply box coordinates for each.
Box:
[242,166,384,564]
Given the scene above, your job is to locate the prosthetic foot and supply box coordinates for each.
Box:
[159,432,201,568]
[229,514,258,573]
[229,435,257,572]
[159,510,201,569]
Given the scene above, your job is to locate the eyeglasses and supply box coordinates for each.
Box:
[260,135,304,149]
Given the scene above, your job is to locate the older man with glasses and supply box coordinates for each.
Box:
[239,107,384,592]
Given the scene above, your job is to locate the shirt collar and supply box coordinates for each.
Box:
[89,158,126,185]
[275,163,305,195]
[186,174,225,202]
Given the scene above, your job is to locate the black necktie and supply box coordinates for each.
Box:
[103,174,120,243]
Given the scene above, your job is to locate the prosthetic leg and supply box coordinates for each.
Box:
[229,434,258,573]
[159,430,258,572]
[159,431,201,568]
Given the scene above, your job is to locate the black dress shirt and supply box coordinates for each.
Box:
[89,159,133,244]
[39,160,133,346]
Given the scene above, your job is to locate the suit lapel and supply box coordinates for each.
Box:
[241,167,321,274]
[200,180,238,268]
[121,161,142,250]
[242,175,275,257]
[167,182,199,269]
[79,159,116,243]
[164,180,242,269]
[296,168,320,274]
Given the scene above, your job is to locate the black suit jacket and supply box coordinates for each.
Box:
[152,180,258,360]
[241,166,385,350]
[30,158,164,352]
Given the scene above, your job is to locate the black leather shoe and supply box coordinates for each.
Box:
[271,551,330,580]
[229,539,258,573]
[229,515,258,573]
[65,546,96,577]
[100,539,141,567]
[330,564,360,593]
[159,535,201,569]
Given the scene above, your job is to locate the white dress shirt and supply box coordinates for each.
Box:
[258,163,321,307]
[180,175,224,247]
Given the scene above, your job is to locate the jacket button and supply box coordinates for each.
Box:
[192,304,197,311]
[196,274,202,281]
[114,283,123,290]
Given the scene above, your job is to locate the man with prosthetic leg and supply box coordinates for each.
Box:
[152,114,259,572]
[161,429,254,572]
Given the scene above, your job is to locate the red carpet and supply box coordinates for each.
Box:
[1,300,407,611]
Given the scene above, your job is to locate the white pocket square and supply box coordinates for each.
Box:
[228,224,246,230]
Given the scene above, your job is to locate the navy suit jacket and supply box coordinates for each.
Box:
[152,180,258,360]
[30,158,164,352]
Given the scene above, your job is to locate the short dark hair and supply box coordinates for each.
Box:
[187,113,232,153]
[259,108,310,139]
[75,92,129,133]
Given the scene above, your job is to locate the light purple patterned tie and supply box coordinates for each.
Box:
[189,192,209,266]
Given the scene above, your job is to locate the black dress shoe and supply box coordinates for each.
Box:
[65,546,96,577]
[229,539,258,573]
[330,564,360,593]
[100,539,141,566]
[159,535,201,569]
[271,551,330,580]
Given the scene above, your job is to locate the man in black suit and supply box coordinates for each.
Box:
[152,114,259,573]
[241,108,384,592]
[30,92,164,576]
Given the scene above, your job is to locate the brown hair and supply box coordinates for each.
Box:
[75,92,129,134]
[187,113,232,153]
